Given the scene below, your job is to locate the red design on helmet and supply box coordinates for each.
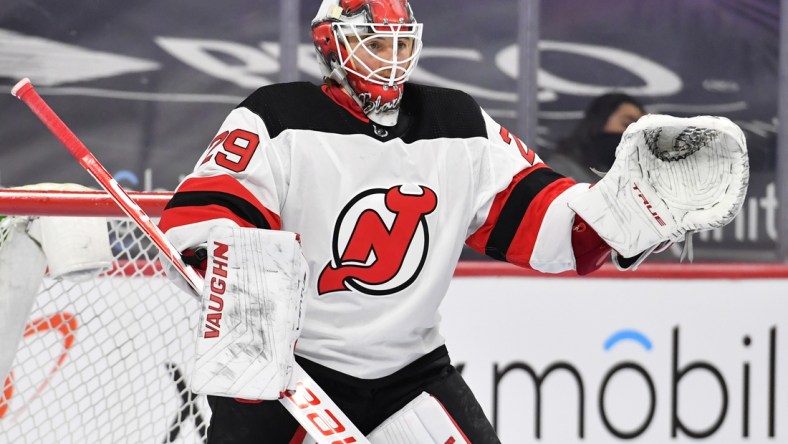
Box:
[341,0,412,23]
[311,0,423,124]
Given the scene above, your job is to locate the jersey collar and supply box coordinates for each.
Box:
[321,83,403,127]
[321,83,370,123]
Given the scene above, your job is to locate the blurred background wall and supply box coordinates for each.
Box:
[0,0,780,261]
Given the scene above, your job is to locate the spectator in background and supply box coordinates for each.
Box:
[548,93,646,183]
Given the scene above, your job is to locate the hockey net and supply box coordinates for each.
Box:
[0,189,209,443]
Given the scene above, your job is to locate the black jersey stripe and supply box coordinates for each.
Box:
[484,168,566,261]
[165,191,272,230]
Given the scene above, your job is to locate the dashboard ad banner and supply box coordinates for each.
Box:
[442,276,788,444]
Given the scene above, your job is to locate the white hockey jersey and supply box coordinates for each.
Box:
[160,82,589,379]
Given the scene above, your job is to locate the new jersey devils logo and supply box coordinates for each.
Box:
[318,185,437,295]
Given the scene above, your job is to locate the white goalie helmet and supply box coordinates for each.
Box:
[311,0,424,125]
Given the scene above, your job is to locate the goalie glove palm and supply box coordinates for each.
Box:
[568,114,749,259]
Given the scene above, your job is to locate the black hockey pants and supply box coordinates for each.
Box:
[205,345,500,443]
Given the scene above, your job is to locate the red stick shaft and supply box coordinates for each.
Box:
[11,78,203,295]
[10,78,369,444]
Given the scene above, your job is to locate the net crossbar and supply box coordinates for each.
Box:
[0,189,209,443]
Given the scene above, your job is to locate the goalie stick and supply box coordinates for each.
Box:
[11,78,370,444]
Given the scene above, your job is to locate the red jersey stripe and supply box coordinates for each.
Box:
[174,174,281,230]
[466,164,551,255]
[504,177,575,267]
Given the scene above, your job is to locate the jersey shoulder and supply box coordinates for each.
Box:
[401,83,488,141]
[238,82,349,138]
[236,81,490,142]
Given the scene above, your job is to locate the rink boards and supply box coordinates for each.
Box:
[1,263,786,443]
[443,266,787,444]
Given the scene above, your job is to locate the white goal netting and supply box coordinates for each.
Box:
[0,190,209,443]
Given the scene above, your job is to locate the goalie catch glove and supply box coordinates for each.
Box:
[567,114,749,270]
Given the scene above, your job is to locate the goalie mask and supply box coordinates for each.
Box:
[312,0,423,126]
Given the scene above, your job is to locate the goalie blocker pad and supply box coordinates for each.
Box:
[568,114,748,260]
[191,226,308,400]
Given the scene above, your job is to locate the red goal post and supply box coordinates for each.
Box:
[0,188,206,443]
[0,188,173,217]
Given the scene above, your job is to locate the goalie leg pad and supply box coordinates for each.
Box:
[191,227,308,400]
[568,114,749,259]
[0,219,47,383]
[367,392,470,444]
